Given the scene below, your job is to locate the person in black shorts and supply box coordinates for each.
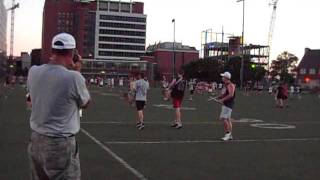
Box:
[134,73,149,130]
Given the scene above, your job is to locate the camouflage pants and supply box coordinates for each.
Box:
[28,132,81,180]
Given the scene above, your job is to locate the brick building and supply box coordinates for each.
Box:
[141,42,199,80]
[297,48,320,88]
[42,0,147,78]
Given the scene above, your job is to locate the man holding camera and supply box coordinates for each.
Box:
[27,33,91,179]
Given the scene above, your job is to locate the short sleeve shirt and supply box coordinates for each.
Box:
[27,64,90,137]
[135,79,149,101]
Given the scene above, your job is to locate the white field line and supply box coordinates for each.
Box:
[80,121,320,125]
[104,138,320,145]
[81,128,148,180]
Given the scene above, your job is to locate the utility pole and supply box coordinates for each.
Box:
[172,19,176,79]
[237,0,245,89]
[221,26,224,61]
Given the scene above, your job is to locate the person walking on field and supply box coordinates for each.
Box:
[218,72,236,141]
[169,70,187,129]
[275,82,288,108]
[134,73,149,130]
[27,33,91,180]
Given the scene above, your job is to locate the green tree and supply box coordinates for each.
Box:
[182,56,267,85]
[182,58,224,82]
[270,51,298,84]
[225,56,266,85]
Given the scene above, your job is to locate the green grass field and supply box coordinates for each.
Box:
[1,85,320,180]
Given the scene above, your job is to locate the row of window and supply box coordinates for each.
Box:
[57,27,74,34]
[300,68,320,75]
[98,51,145,57]
[98,44,145,51]
[83,61,147,70]
[99,36,145,44]
[99,22,146,30]
[58,12,74,19]
[99,2,131,13]
[58,19,73,26]
[100,15,146,23]
[99,29,146,37]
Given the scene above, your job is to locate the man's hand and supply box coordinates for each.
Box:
[72,54,82,72]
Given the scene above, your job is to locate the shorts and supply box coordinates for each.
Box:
[28,132,80,180]
[277,94,288,100]
[136,101,146,111]
[190,90,194,95]
[172,98,183,108]
[220,106,233,119]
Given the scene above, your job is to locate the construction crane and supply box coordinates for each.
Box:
[267,0,279,69]
[7,0,19,58]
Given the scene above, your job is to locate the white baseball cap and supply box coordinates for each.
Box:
[51,33,76,50]
[220,72,231,79]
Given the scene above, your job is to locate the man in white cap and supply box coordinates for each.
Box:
[218,72,236,141]
[27,33,91,179]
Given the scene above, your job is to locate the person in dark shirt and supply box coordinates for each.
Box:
[218,72,236,141]
[276,82,288,108]
[169,70,186,129]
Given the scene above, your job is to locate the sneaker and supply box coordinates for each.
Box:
[221,133,233,141]
[138,124,145,130]
[171,123,178,127]
[136,122,142,128]
[176,124,183,129]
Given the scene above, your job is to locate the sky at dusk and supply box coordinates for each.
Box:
[3,0,320,60]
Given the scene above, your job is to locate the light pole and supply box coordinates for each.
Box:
[172,19,176,79]
[237,0,245,89]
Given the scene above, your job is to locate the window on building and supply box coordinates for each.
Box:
[121,3,130,13]
[98,44,145,51]
[98,51,145,57]
[140,64,147,71]
[110,2,120,12]
[100,15,146,23]
[99,36,145,44]
[310,68,316,75]
[99,2,108,10]
[99,29,146,37]
[99,22,146,30]
[300,68,306,74]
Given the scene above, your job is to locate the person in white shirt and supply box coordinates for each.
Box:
[133,73,149,130]
[119,78,124,87]
[27,33,91,179]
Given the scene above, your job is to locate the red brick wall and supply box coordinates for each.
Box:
[132,2,144,14]
[41,0,96,64]
[141,50,199,80]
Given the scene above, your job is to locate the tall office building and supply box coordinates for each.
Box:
[95,1,146,61]
[0,0,7,54]
[42,0,147,77]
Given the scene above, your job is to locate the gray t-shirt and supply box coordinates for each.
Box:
[135,79,149,101]
[27,64,90,137]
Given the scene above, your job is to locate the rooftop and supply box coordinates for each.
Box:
[298,48,320,69]
[146,42,198,52]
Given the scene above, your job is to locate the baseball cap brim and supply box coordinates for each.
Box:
[221,73,231,79]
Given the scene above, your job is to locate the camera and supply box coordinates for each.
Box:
[73,49,79,63]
